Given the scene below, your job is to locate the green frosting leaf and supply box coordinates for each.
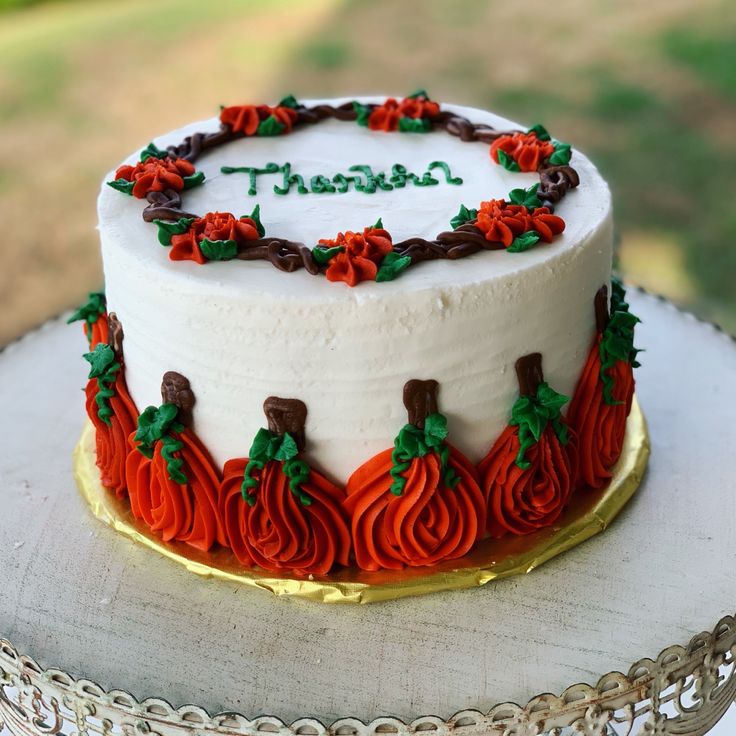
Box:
[509,382,570,469]
[200,239,238,261]
[246,204,265,237]
[610,274,629,313]
[495,149,521,172]
[257,115,286,137]
[106,179,134,195]
[376,251,412,282]
[508,183,541,209]
[389,412,459,496]
[153,217,195,246]
[398,116,431,133]
[312,245,345,265]
[450,204,478,230]
[507,231,541,253]
[139,142,168,162]
[599,309,641,404]
[527,123,551,141]
[83,343,121,426]
[134,403,183,460]
[549,142,572,166]
[240,428,312,506]
[160,434,187,484]
[182,170,205,190]
[407,88,430,99]
[278,94,299,109]
[353,101,372,127]
[373,217,384,229]
[67,291,106,340]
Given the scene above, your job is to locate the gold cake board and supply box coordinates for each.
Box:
[73,396,649,604]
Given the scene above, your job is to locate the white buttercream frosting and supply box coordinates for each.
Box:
[98,98,612,484]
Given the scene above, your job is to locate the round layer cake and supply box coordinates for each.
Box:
[97,96,612,484]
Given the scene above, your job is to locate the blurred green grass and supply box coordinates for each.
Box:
[0,0,734,344]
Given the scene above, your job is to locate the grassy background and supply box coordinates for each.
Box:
[1,0,734,344]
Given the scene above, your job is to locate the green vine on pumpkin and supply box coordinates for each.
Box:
[83,343,120,426]
[599,308,641,406]
[68,291,106,341]
[134,403,187,483]
[389,412,459,496]
[509,383,570,469]
[241,428,312,507]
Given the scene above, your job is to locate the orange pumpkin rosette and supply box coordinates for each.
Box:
[220,397,351,576]
[490,131,555,172]
[126,373,225,552]
[83,314,137,497]
[479,354,578,537]
[344,380,486,571]
[220,103,298,135]
[320,223,393,287]
[567,283,639,490]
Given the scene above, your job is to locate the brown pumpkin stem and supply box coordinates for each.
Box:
[107,313,124,359]
[403,379,439,428]
[516,353,544,397]
[263,397,308,451]
[594,285,610,333]
[161,371,195,427]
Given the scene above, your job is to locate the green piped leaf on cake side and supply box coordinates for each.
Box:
[495,149,521,172]
[200,238,238,261]
[312,245,345,265]
[353,101,372,127]
[450,204,478,230]
[106,178,135,195]
[507,231,541,253]
[67,291,106,335]
[134,403,183,459]
[139,142,169,162]
[527,123,551,141]
[398,116,431,133]
[508,183,542,209]
[257,115,286,137]
[182,171,206,190]
[548,142,572,166]
[154,217,195,246]
[376,251,412,282]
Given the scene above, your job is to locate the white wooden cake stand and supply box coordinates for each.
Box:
[0,289,734,736]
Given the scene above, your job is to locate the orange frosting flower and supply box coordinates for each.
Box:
[220,458,351,575]
[344,446,486,571]
[398,95,440,119]
[521,206,566,242]
[125,429,226,552]
[474,199,527,247]
[114,156,195,199]
[479,424,578,537]
[88,312,109,349]
[368,98,402,132]
[220,104,298,135]
[491,132,555,172]
[85,365,138,498]
[170,211,261,264]
[321,226,393,286]
[567,335,635,490]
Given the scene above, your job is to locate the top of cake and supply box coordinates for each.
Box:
[98,93,611,301]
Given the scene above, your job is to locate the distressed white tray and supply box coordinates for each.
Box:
[0,288,734,735]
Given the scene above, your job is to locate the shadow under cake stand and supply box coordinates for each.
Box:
[0,289,734,736]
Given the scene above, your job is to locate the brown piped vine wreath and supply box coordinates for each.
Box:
[106,92,580,287]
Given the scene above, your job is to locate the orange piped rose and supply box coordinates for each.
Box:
[220,104,298,135]
[321,225,393,286]
[474,199,528,247]
[490,132,555,172]
[366,93,440,132]
[169,211,261,264]
[114,156,196,199]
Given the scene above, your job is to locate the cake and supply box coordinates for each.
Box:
[70,93,641,584]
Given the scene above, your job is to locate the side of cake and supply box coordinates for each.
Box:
[71,93,640,580]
